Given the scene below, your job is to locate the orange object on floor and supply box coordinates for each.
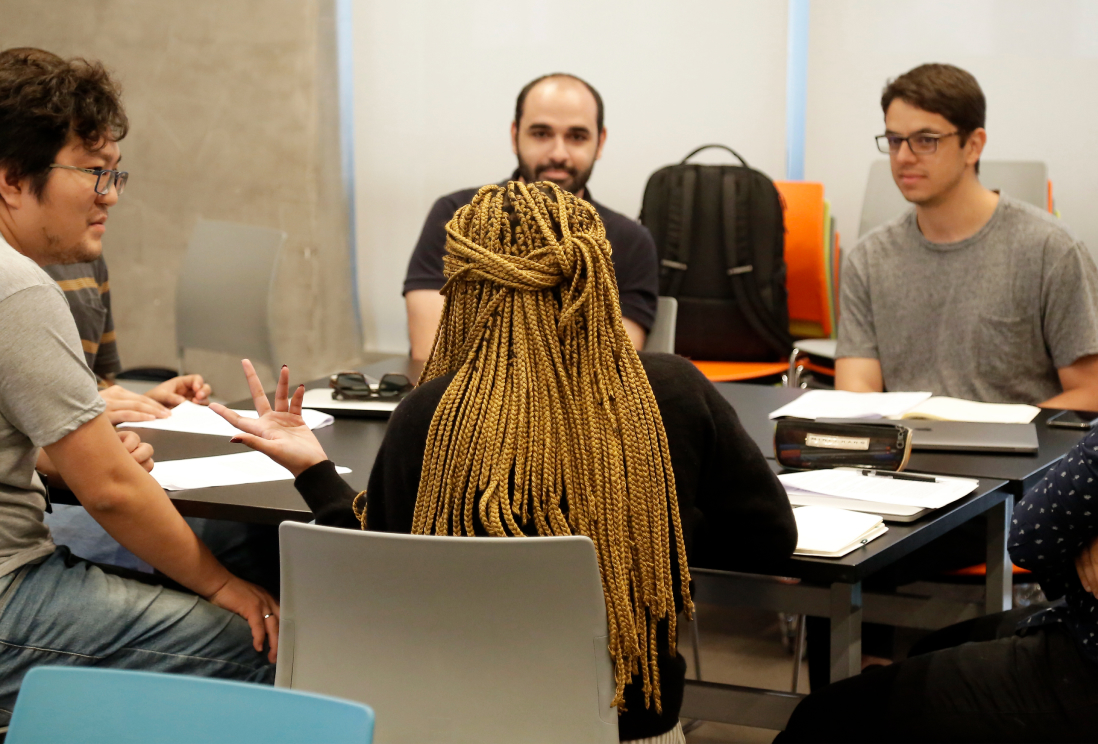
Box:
[943,563,1031,577]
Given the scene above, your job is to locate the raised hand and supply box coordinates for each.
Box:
[209,360,328,477]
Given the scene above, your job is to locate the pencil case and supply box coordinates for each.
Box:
[774,418,913,471]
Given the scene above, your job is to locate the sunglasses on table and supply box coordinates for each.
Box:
[328,372,413,401]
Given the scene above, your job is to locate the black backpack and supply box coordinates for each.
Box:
[639,145,792,362]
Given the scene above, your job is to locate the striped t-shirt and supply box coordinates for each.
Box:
[42,257,121,382]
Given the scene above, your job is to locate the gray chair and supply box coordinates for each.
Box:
[176,218,288,375]
[858,160,1049,239]
[276,522,619,744]
[643,296,678,354]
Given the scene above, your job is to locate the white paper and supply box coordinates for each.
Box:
[151,451,351,491]
[898,396,1040,424]
[786,492,925,517]
[778,467,978,509]
[301,387,401,413]
[792,506,887,557]
[120,401,334,437]
[769,390,932,420]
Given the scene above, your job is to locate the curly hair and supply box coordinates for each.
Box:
[0,47,128,197]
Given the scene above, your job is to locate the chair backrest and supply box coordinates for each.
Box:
[277,522,618,744]
[176,218,287,372]
[775,181,832,339]
[644,296,678,353]
[7,666,373,744]
[858,160,1050,238]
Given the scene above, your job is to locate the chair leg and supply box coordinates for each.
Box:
[791,614,806,693]
[680,613,705,735]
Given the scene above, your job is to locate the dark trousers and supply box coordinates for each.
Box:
[777,608,1098,743]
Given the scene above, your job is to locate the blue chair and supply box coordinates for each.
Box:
[7,667,374,744]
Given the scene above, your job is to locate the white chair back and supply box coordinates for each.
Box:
[858,160,1049,239]
[276,523,618,744]
[644,296,678,354]
[176,218,287,373]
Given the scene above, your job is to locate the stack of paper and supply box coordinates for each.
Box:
[151,451,351,491]
[769,390,1039,424]
[301,387,402,414]
[793,506,887,558]
[121,401,334,437]
[779,467,978,518]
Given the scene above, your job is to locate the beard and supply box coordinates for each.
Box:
[42,230,102,265]
[516,154,595,196]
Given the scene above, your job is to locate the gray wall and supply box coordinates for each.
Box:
[1,0,363,401]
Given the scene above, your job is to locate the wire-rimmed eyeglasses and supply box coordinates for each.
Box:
[49,164,129,196]
[875,131,959,155]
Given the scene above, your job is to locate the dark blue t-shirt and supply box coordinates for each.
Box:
[403,181,659,332]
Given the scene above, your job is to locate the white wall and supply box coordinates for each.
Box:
[349,0,790,352]
[805,0,1098,260]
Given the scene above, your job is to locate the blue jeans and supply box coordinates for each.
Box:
[0,547,274,725]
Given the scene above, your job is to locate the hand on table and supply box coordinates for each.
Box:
[117,429,154,472]
[100,384,171,424]
[1076,534,1098,600]
[205,575,280,663]
[210,360,329,478]
[147,374,212,407]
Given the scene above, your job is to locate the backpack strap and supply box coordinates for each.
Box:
[659,166,697,298]
[720,171,792,358]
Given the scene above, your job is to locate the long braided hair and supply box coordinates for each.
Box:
[414,181,692,713]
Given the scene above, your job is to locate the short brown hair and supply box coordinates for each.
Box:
[881,63,984,172]
[515,73,604,133]
[0,47,128,198]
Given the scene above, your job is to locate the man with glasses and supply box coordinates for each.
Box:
[836,63,1098,409]
[0,47,276,716]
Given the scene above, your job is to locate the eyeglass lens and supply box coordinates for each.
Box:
[94,170,128,196]
[877,135,940,155]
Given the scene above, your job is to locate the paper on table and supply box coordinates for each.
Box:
[778,467,978,509]
[792,505,887,557]
[151,451,351,491]
[121,401,334,437]
[768,390,932,420]
[897,396,1039,424]
[786,492,925,518]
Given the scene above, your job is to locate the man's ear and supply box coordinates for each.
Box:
[965,127,987,167]
[0,167,25,210]
[510,120,519,156]
[594,127,607,161]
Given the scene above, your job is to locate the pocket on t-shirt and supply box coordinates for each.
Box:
[975,314,1047,388]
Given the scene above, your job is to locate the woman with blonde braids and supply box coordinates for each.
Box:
[214,182,796,743]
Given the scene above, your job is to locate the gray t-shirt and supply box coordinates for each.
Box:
[836,195,1098,404]
[0,235,105,577]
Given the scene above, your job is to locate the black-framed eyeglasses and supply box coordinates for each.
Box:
[329,371,413,401]
[49,164,129,196]
[875,131,959,155]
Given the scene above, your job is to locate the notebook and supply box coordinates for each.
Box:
[779,467,979,522]
[792,506,888,558]
[770,390,1038,424]
[301,387,405,417]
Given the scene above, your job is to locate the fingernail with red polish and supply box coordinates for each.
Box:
[230,436,243,444]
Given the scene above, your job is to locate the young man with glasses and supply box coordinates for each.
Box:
[403,73,659,361]
[0,48,276,718]
[836,63,1098,409]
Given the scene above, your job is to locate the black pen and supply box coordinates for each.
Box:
[860,469,938,483]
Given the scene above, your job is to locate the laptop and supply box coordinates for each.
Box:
[816,419,1039,454]
[902,420,1039,454]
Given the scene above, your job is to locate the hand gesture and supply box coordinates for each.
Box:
[210,360,328,477]
[205,575,280,663]
[100,384,171,424]
[1077,534,1098,600]
[117,429,154,472]
[148,374,212,407]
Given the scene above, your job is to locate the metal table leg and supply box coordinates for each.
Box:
[985,495,1014,615]
[829,582,862,683]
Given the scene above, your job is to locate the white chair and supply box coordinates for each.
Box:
[643,296,678,354]
[176,218,288,375]
[858,160,1049,238]
[276,522,619,744]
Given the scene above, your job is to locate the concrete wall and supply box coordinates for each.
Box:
[1,0,363,401]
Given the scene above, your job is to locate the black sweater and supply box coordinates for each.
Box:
[294,352,797,740]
